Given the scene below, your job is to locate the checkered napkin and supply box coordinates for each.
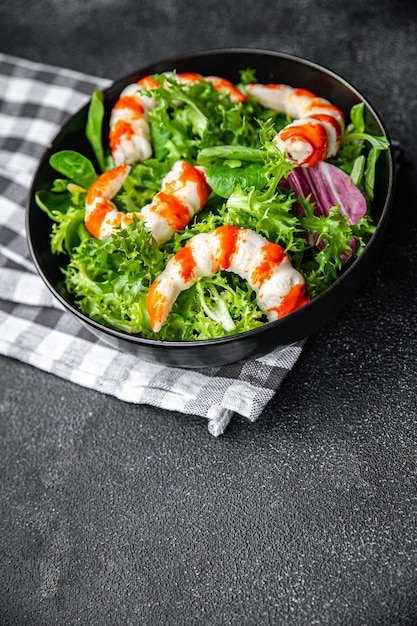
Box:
[0,53,304,436]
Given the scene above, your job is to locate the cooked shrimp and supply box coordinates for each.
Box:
[140,160,211,245]
[85,160,210,243]
[109,81,157,165]
[246,83,345,167]
[205,75,248,102]
[85,163,132,238]
[164,71,248,102]
[147,225,309,332]
[109,72,247,165]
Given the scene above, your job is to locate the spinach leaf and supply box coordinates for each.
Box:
[35,189,73,220]
[49,150,97,188]
[207,161,266,198]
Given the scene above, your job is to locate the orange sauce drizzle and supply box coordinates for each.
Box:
[146,280,167,329]
[152,192,191,232]
[209,77,248,102]
[109,119,134,151]
[113,95,145,117]
[86,165,127,204]
[85,199,114,238]
[215,225,240,270]
[178,72,204,82]
[262,84,288,91]
[175,245,197,282]
[305,99,344,120]
[251,242,286,289]
[308,113,343,142]
[269,283,310,319]
[280,122,328,166]
[137,76,160,90]
[164,162,210,207]
[291,87,317,99]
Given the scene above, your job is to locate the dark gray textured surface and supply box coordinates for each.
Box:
[1,1,417,624]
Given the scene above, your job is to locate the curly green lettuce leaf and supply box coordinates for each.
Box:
[36,179,90,254]
[116,158,172,211]
[297,200,375,295]
[64,218,166,334]
[50,207,88,255]
[155,273,265,340]
[222,135,304,251]
[144,73,262,162]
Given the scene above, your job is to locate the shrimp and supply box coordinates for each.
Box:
[109,80,158,166]
[85,163,132,238]
[84,160,210,244]
[146,225,309,332]
[164,71,248,102]
[109,71,248,165]
[205,75,248,102]
[246,83,345,167]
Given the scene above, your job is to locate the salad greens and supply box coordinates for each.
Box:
[35,70,390,340]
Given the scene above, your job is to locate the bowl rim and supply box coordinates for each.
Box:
[27,46,396,352]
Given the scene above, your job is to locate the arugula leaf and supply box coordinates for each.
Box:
[349,155,366,188]
[86,88,107,172]
[363,145,380,202]
[333,102,390,203]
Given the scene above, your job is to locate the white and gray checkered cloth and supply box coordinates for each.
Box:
[0,53,304,436]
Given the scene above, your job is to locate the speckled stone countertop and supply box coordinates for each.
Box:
[1,1,417,624]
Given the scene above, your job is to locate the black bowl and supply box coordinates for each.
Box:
[27,48,395,368]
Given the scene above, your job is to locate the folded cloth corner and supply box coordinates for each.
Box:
[0,53,305,436]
